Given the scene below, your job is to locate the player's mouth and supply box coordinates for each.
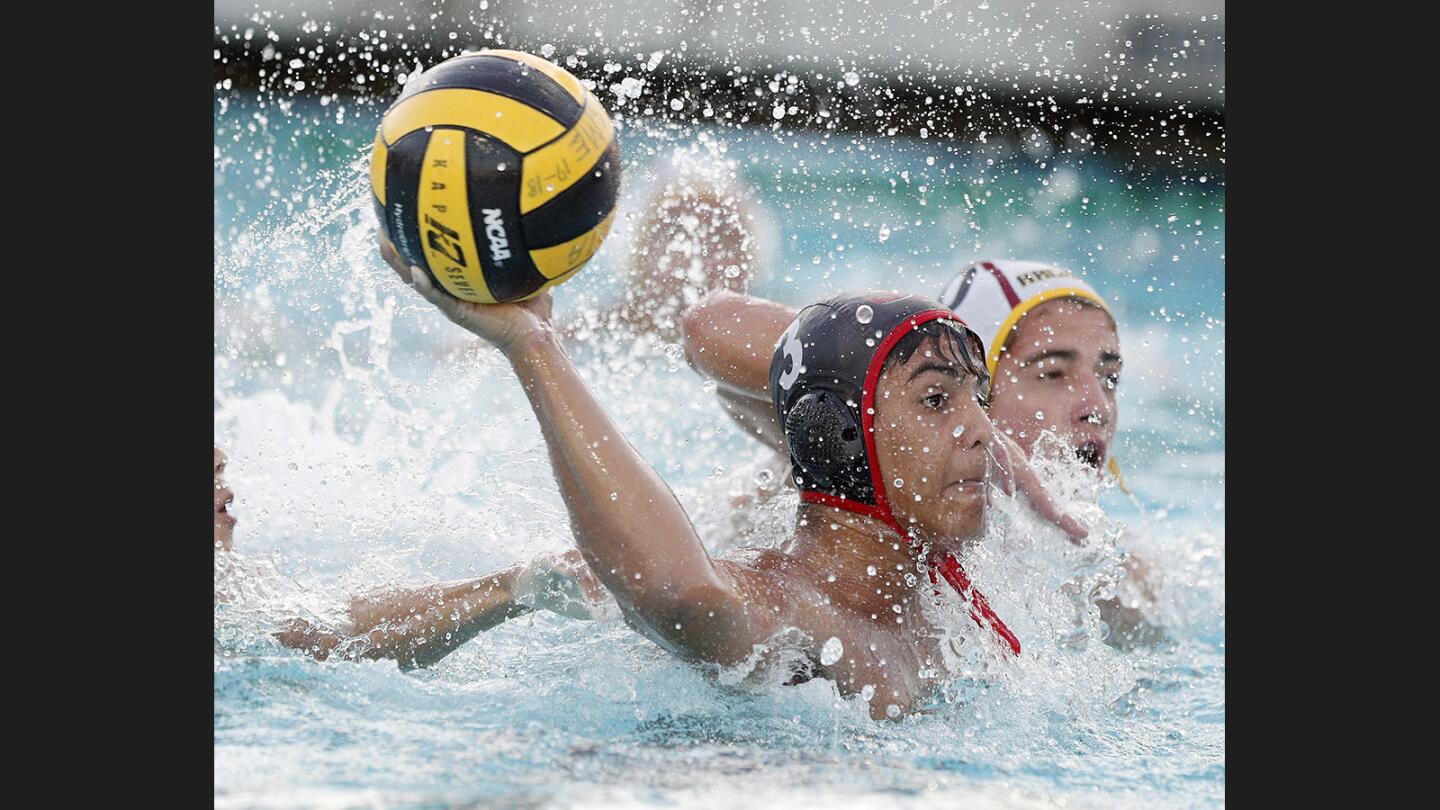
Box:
[216,492,237,526]
[946,470,987,494]
[1075,439,1107,469]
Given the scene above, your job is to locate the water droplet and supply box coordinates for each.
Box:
[860,684,876,701]
[1034,410,1045,420]
[866,565,878,576]
[843,71,860,87]
[820,637,844,666]
[886,704,902,718]
[669,97,684,111]
[540,43,556,58]
[610,492,618,501]
[723,264,742,278]
[893,477,904,488]
[855,304,874,324]
[952,425,965,438]
[754,468,774,487]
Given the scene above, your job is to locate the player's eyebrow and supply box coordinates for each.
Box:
[1021,348,1076,365]
[907,363,961,383]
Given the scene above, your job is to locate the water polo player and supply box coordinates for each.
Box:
[385,231,1083,718]
[682,262,1165,646]
[214,445,608,667]
[937,260,1125,477]
[214,447,237,555]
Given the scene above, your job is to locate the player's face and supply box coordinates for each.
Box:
[214,447,236,551]
[873,333,995,544]
[989,300,1121,469]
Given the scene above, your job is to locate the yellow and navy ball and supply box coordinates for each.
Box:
[370,50,621,303]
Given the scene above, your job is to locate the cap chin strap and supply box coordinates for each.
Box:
[1107,455,1132,496]
[797,489,1020,657]
[928,548,1022,656]
[796,309,1023,657]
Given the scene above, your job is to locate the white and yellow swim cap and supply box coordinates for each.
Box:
[938,259,1112,377]
[938,259,1128,491]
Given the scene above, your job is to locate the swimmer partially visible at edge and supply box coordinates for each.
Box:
[214,445,608,668]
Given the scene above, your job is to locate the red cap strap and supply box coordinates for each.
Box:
[929,551,1021,656]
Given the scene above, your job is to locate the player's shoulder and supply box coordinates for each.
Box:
[721,545,801,572]
[717,547,829,603]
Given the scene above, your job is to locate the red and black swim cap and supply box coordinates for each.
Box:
[769,291,988,520]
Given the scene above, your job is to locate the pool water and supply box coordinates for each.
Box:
[215,92,1223,808]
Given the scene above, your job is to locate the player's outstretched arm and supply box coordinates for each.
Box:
[275,551,609,668]
[381,241,784,664]
[274,566,531,668]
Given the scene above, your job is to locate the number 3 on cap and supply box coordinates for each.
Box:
[777,320,803,391]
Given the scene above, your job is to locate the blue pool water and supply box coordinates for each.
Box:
[215,92,1223,808]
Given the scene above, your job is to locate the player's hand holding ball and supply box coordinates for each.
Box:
[380,236,554,354]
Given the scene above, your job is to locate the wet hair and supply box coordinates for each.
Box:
[881,319,992,406]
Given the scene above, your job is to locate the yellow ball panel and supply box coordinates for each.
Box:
[370,130,389,206]
[382,88,567,154]
[519,95,615,215]
[529,210,616,280]
[416,129,497,303]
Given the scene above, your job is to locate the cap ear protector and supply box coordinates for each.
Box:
[781,386,872,502]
